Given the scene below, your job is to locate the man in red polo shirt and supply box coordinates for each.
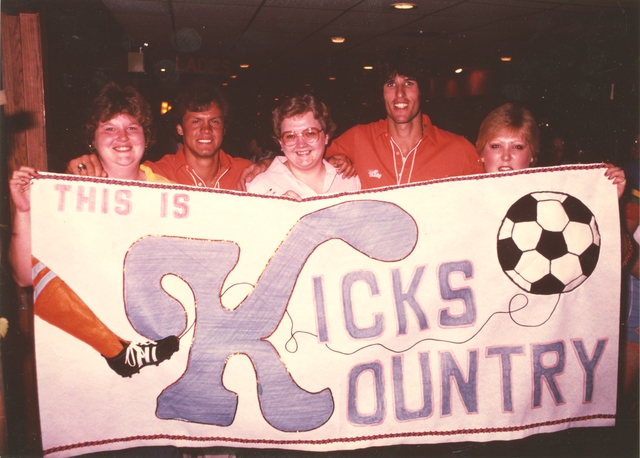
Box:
[326,57,483,188]
[68,82,251,189]
[240,50,482,190]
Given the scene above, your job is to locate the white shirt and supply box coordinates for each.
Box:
[247,156,361,197]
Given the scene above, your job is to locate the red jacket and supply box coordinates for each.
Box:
[327,114,483,189]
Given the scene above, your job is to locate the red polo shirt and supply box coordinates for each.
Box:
[145,146,252,190]
[327,114,483,189]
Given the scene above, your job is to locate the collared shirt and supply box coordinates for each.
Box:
[144,146,252,190]
[326,114,483,189]
[246,156,361,197]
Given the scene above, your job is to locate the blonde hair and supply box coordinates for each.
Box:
[476,103,540,163]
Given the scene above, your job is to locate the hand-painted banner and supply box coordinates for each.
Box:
[30,166,620,457]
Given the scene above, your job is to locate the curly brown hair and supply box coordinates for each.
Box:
[272,94,336,142]
[85,82,154,150]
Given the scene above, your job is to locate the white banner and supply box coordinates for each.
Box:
[30,166,620,456]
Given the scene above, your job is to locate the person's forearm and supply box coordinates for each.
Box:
[8,209,33,287]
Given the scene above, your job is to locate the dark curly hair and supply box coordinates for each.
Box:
[85,82,154,150]
[377,47,428,92]
[272,94,336,142]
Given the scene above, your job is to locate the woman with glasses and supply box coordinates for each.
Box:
[246,94,360,198]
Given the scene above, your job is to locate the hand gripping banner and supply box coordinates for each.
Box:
[29,166,620,456]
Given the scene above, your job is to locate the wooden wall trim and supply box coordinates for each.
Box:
[2,12,47,173]
[1,11,46,455]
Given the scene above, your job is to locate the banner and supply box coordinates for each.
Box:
[30,166,620,456]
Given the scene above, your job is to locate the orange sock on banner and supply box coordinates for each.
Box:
[31,258,180,377]
[32,258,125,358]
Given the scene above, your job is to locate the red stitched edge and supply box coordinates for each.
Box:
[43,413,615,455]
[35,164,605,202]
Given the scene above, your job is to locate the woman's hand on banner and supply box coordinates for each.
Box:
[9,166,38,213]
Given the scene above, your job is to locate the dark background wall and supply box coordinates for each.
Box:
[33,0,638,172]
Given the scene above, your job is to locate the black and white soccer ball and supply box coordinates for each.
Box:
[497,192,600,295]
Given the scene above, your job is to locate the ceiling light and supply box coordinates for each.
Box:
[239,63,249,68]
[501,56,512,62]
[222,82,228,86]
[455,68,463,73]
[391,3,416,9]
[230,75,237,79]
[329,77,336,81]
[331,37,345,43]
[363,66,373,70]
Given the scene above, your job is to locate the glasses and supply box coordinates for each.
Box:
[280,127,323,146]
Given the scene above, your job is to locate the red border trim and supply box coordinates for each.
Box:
[35,164,605,201]
[43,414,615,455]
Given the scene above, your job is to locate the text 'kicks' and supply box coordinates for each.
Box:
[105,335,180,378]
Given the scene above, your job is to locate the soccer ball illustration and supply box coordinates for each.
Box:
[497,192,600,295]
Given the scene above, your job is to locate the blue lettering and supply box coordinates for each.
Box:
[393,353,433,421]
[438,261,476,327]
[392,266,428,335]
[532,341,566,407]
[348,362,386,425]
[313,276,329,343]
[572,339,606,403]
[487,346,525,412]
[124,200,417,431]
[441,350,478,415]
[342,271,384,339]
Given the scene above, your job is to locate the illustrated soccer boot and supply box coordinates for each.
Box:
[104,336,180,378]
